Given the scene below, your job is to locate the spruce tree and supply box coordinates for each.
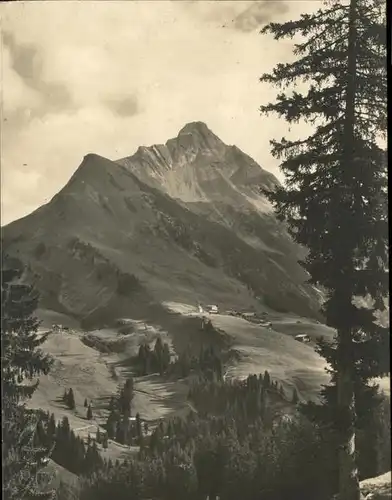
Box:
[135,412,143,446]
[262,370,271,388]
[123,378,134,415]
[1,267,53,401]
[154,336,164,374]
[106,410,117,439]
[84,441,101,475]
[162,342,171,373]
[292,388,299,405]
[115,421,123,444]
[108,396,116,412]
[87,404,93,421]
[1,265,54,499]
[2,400,55,500]
[102,433,109,451]
[67,388,76,410]
[118,379,133,418]
[48,414,56,445]
[138,344,146,374]
[260,1,387,499]
[140,343,153,374]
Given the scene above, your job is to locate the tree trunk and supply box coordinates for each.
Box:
[337,0,360,498]
[337,353,360,500]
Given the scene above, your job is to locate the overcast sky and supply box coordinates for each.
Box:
[1,0,320,225]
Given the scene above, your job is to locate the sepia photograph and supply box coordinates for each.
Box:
[1,1,389,499]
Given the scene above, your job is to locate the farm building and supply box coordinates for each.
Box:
[295,334,311,343]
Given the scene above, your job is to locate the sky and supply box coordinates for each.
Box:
[1,0,320,225]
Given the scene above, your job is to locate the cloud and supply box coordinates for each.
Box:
[106,95,140,117]
[3,30,41,83]
[3,30,73,119]
[232,1,290,32]
[177,1,254,25]
[177,1,289,31]
[1,0,320,226]
[2,27,141,123]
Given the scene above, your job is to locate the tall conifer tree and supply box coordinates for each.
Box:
[2,265,54,499]
[259,1,387,499]
[2,268,53,401]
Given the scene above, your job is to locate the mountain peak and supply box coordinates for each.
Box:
[62,153,129,196]
[169,121,225,157]
[79,153,112,170]
[177,121,223,145]
[84,153,101,160]
[178,121,213,136]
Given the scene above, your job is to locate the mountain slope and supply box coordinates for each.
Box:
[117,121,317,307]
[2,125,321,327]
